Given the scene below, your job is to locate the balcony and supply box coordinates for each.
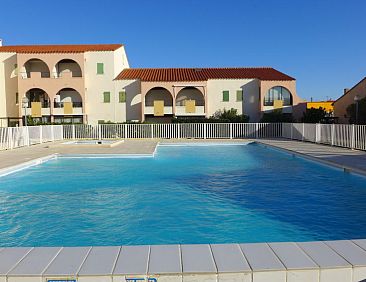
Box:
[144,106,173,115]
[263,105,293,113]
[20,71,50,79]
[22,100,51,116]
[53,102,83,115]
[175,106,205,116]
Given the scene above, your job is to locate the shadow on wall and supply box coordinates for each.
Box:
[124,80,141,121]
[241,80,260,122]
[292,102,307,121]
[4,55,19,118]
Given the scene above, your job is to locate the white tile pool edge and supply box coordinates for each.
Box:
[0,154,58,177]
[0,153,156,178]
[0,240,366,282]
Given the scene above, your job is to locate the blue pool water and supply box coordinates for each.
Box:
[0,143,366,247]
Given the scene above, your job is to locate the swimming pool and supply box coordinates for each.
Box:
[0,142,365,247]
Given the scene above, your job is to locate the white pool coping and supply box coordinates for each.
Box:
[0,240,366,282]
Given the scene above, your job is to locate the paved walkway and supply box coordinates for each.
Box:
[0,140,158,170]
[258,139,366,175]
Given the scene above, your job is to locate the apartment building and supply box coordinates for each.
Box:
[0,43,302,125]
[115,67,302,122]
[0,44,129,126]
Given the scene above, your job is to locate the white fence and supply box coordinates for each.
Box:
[0,123,365,151]
[0,125,63,150]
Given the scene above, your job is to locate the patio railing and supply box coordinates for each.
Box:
[0,123,365,151]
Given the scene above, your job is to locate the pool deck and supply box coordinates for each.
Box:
[257,139,366,176]
[1,138,366,282]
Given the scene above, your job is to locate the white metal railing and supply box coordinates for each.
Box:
[0,125,63,150]
[0,123,365,151]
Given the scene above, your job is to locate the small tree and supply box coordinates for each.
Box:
[346,97,366,124]
[301,107,327,123]
[260,110,294,123]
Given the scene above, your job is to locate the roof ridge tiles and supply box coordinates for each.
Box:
[0,44,123,53]
[115,67,295,81]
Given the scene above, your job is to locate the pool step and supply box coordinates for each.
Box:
[1,240,366,282]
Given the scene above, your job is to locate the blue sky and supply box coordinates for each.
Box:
[1,0,365,101]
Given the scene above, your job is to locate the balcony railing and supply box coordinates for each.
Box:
[54,71,82,78]
[54,102,83,108]
[20,72,50,79]
[20,71,82,79]
[26,101,50,108]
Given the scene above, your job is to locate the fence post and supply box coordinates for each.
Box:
[51,125,54,142]
[230,123,233,139]
[98,124,102,140]
[26,126,30,146]
[331,124,335,146]
[302,123,305,141]
[290,123,293,139]
[39,126,43,144]
[151,124,154,139]
[255,123,259,139]
[124,124,128,139]
[72,124,76,140]
[177,123,181,139]
[8,127,13,150]
[204,123,207,139]
[351,124,355,149]
[315,124,319,143]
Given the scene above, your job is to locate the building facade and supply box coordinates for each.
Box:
[0,43,302,125]
[334,77,366,124]
[0,44,129,126]
[114,68,302,123]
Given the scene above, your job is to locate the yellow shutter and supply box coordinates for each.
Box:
[31,102,42,118]
[185,100,196,113]
[154,100,164,116]
[273,100,283,109]
[64,102,73,115]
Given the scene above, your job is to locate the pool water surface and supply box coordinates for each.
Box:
[0,143,365,246]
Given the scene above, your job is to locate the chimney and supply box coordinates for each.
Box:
[344,88,350,94]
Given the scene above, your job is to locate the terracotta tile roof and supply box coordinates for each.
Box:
[0,44,123,53]
[115,67,295,81]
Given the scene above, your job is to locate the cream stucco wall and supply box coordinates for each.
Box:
[84,46,129,124]
[114,79,141,122]
[0,52,19,125]
[207,79,260,122]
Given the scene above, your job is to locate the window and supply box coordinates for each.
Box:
[119,91,126,103]
[15,92,19,105]
[103,92,110,103]
[264,86,292,106]
[236,90,243,102]
[97,63,104,74]
[222,90,229,102]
